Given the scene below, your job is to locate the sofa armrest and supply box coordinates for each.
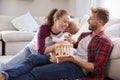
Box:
[2,31,35,42]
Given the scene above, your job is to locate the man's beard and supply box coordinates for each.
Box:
[88,24,97,31]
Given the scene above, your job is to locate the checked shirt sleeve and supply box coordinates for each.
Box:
[92,38,114,76]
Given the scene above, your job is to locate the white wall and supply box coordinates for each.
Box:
[104,0,120,18]
[75,0,91,18]
[68,0,91,18]
[68,0,76,17]
[0,0,70,16]
[0,0,90,18]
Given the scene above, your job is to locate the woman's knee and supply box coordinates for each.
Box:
[26,54,49,65]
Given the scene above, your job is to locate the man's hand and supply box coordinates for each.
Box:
[50,53,74,63]
[56,55,74,63]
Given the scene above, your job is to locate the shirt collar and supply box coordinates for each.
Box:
[90,30,105,37]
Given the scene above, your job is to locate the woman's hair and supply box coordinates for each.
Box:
[91,7,109,25]
[44,8,68,26]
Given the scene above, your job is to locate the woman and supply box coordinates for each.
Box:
[0,8,84,80]
[0,8,70,71]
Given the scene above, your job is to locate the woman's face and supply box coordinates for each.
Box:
[55,14,70,32]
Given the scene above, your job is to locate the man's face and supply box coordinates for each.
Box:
[87,13,99,31]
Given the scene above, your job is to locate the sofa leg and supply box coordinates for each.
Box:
[1,40,5,56]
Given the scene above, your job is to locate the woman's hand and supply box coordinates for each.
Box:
[50,53,57,63]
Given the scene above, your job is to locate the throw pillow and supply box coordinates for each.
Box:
[11,12,39,32]
[105,24,120,37]
[34,16,45,25]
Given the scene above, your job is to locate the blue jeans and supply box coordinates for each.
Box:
[3,46,33,70]
[5,54,84,80]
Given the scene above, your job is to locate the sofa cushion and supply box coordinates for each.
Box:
[73,16,89,40]
[0,16,17,31]
[11,12,39,32]
[105,24,120,37]
[104,17,120,28]
[0,55,13,62]
[106,59,120,80]
[34,16,45,25]
[110,38,120,59]
[2,31,35,42]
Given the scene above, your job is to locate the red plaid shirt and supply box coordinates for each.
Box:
[74,31,114,80]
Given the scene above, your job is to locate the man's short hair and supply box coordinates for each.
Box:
[91,7,109,25]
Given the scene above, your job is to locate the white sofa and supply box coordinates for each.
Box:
[0,15,120,80]
[0,15,35,55]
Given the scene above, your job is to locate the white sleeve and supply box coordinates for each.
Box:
[52,37,64,42]
[52,32,69,43]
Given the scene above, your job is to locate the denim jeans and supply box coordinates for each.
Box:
[4,54,84,80]
[3,46,33,70]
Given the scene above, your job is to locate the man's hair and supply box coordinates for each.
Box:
[91,7,109,25]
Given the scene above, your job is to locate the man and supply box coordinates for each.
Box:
[64,7,114,80]
[0,7,114,80]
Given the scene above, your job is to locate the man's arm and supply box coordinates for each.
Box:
[44,45,55,54]
[72,58,94,72]
[56,55,94,72]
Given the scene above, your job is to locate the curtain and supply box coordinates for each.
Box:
[90,0,105,8]
[91,0,120,18]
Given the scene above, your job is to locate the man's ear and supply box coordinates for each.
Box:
[98,19,103,25]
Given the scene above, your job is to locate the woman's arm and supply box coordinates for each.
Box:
[38,25,51,54]
[44,45,55,55]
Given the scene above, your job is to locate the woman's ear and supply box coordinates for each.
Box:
[54,18,57,23]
